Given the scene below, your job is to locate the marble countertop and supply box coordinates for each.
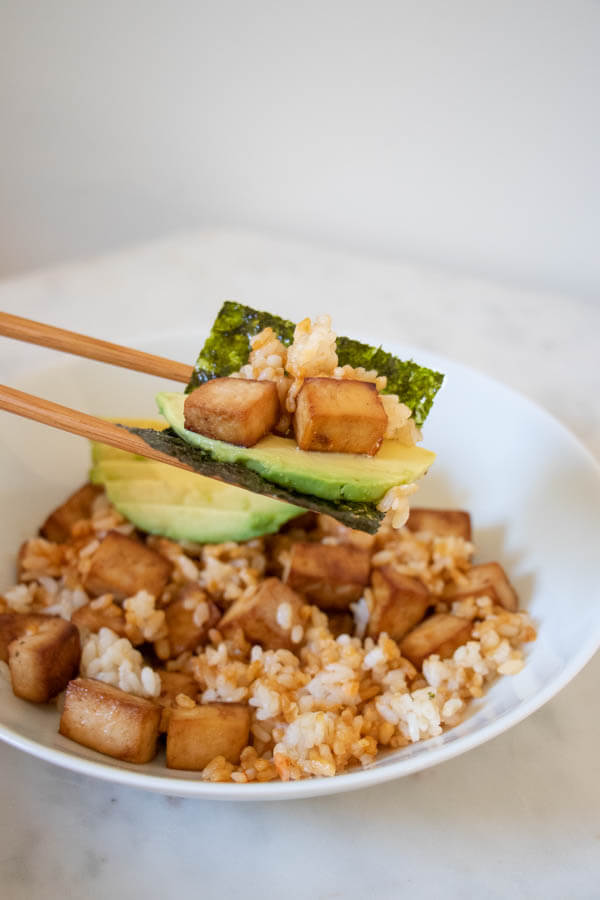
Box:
[1,229,599,899]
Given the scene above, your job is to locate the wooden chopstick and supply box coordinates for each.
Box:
[0,384,195,473]
[0,312,193,382]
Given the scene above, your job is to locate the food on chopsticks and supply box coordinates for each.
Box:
[0,470,536,782]
[124,303,444,533]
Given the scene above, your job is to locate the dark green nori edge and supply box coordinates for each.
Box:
[186,301,444,427]
[123,426,385,533]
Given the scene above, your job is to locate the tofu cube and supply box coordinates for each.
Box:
[162,585,219,656]
[166,703,250,770]
[8,617,81,702]
[445,562,518,611]
[327,611,355,638]
[286,542,371,609]
[407,508,472,541]
[184,377,279,447]
[157,670,198,707]
[156,670,199,731]
[83,532,172,600]
[59,678,161,763]
[0,612,52,662]
[293,378,387,455]
[400,614,472,669]
[368,567,430,641]
[71,601,127,637]
[219,577,304,650]
[317,514,376,551]
[40,483,103,542]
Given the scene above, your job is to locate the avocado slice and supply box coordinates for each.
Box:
[90,433,303,543]
[156,392,436,504]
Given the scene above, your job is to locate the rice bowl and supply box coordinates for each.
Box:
[1,334,599,799]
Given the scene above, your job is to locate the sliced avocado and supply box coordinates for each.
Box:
[90,433,302,543]
[156,392,436,504]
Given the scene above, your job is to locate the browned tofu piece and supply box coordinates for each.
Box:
[317,514,376,551]
[327,611,355,638]
[0,612,53,662]
[40,483,103,542]
[71,601,127,637]
[156,670,199,731]
[368,567,430,641]
[445,562,518,611]
[157,670,198,707]
[400,614,472,669]
[162,585,219,656]
[8,617,81,702]
[407,508,472,541]
[293,377,387,455]
[286,542,371,610]
[59,678,161,763]
[166,703,250,770]
[83,532,172,600]
[184,377,279,447]
[219,578,303,650]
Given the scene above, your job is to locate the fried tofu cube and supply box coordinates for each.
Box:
[286,542,371,609]
[407,508,472,541]
[161,585,219,657]
[59,678,161,763]
[445,562,518,611]
[317,514,376,551]
[0,612,55,662]
[8,617,80,702]
[71,600,127,637]
[83,532,172,600]
[40,483,103,542]
[400,614,472,669]
[219,578,303,650]
[156,670,199,731]
[166,703,250,770]
[368,567,430,641]
[293,377,387,455]
[184,377,279,447]
[327,611,355,638]
[157,670,198,707]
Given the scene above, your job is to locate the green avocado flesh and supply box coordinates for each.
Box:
[156,392,436,504]
[90,439,303,543]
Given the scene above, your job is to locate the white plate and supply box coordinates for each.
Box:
[1,331,599,800]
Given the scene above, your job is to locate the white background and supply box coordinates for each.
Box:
[1,1,599,296]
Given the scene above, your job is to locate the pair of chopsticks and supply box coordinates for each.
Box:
[0,312,195,472]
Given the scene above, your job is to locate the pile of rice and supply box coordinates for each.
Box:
[1,491,536,783]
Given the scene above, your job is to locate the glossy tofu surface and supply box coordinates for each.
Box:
[166,703,250,770]
[83,532,172,600]
[184,377,279,447]
[400,614,472,669]
[406,508,472,541]
[59,678,161,763]
[368,567,430,641]
[8,616,81,703]
[293,377,387,455]
[40,483,102,543]
[286,541,371,609]
[219,577,304,650]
